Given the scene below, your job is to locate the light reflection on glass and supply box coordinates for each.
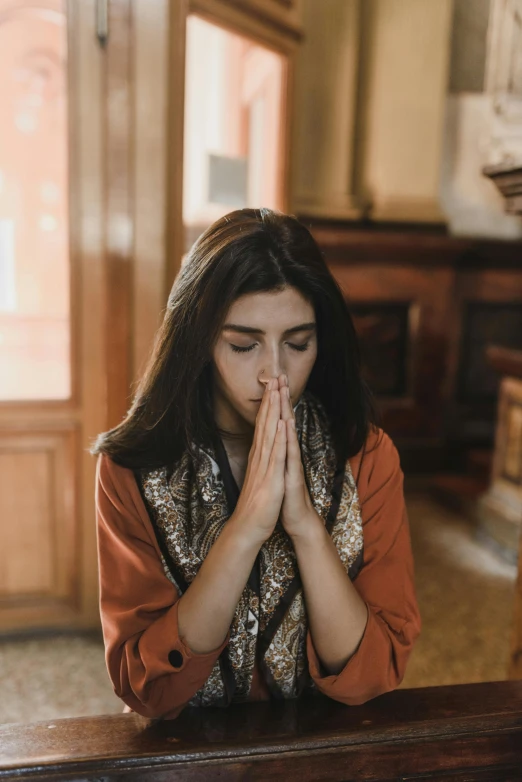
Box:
[0,1,70,400]
[183,14,285,254]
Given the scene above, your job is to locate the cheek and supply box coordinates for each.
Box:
[213,344,237,374]
[303,345,318,369]
[213,348,246,396]
[292,349,317,385]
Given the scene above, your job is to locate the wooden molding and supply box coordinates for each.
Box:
[292,194,365,221]
[306,221,522,268]
[190,0,301,51]
[190,0,303,44]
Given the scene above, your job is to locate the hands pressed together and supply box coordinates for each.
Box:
[233,374,324,544]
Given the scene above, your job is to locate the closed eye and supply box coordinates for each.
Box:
[230,342,310,353]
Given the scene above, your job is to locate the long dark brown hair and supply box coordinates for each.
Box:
[91,207,378,469]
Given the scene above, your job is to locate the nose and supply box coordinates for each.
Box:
[259,372,286,388]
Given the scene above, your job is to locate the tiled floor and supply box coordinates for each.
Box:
[399,490,517,689]
[0,491,517,725]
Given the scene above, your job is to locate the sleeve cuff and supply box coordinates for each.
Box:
[138,598,231,679]
[306,605,407,705]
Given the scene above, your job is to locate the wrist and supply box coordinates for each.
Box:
[225,513,268,552]
[288,511,326,547]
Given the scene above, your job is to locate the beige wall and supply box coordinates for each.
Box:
[291,0,455,224]
[356,0,453,223]
[290,0,363,219]
[441,0,522,238]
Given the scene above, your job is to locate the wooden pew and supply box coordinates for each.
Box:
[1,680,521,781]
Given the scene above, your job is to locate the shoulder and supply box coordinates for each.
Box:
[95,453,149,533]
[96,452,137,499]
[348,426,402,502]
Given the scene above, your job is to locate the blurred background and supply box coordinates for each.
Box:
[0,0,521,723]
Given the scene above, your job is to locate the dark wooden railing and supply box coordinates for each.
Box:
[1,680,521,781]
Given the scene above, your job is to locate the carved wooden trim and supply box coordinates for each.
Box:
[483,163,522,215]
[307,221,522,268]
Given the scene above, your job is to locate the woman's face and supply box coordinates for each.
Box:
[211,286,318,437]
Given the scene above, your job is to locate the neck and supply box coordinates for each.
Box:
[213,389,254,454]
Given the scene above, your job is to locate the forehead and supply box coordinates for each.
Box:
[225,288,314,323]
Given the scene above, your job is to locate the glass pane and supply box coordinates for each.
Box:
[183,14,286,253]
[0,1,70,400]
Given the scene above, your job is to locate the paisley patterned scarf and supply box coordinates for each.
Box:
[135,389,364,707]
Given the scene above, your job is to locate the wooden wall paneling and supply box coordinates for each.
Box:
[445,268,522,446]
[308,224,522,466]
[329,261,454,447]
[0,426,80,631]
[308,225,522,270]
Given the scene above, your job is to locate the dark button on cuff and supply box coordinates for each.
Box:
[168,649,184,669]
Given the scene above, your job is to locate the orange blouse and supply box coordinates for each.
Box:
[95,427,421,720]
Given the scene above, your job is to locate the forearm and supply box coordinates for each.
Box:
[292,517,368,675]
[177,515,263,654]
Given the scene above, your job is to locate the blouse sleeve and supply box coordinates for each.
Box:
[306,428,421,705]
[95,453,231,720]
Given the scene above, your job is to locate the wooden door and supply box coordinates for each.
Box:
[0,0,105,632]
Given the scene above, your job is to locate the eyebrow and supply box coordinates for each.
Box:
[222,322,317,336]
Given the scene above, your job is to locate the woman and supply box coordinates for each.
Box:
[93,207,421,721]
